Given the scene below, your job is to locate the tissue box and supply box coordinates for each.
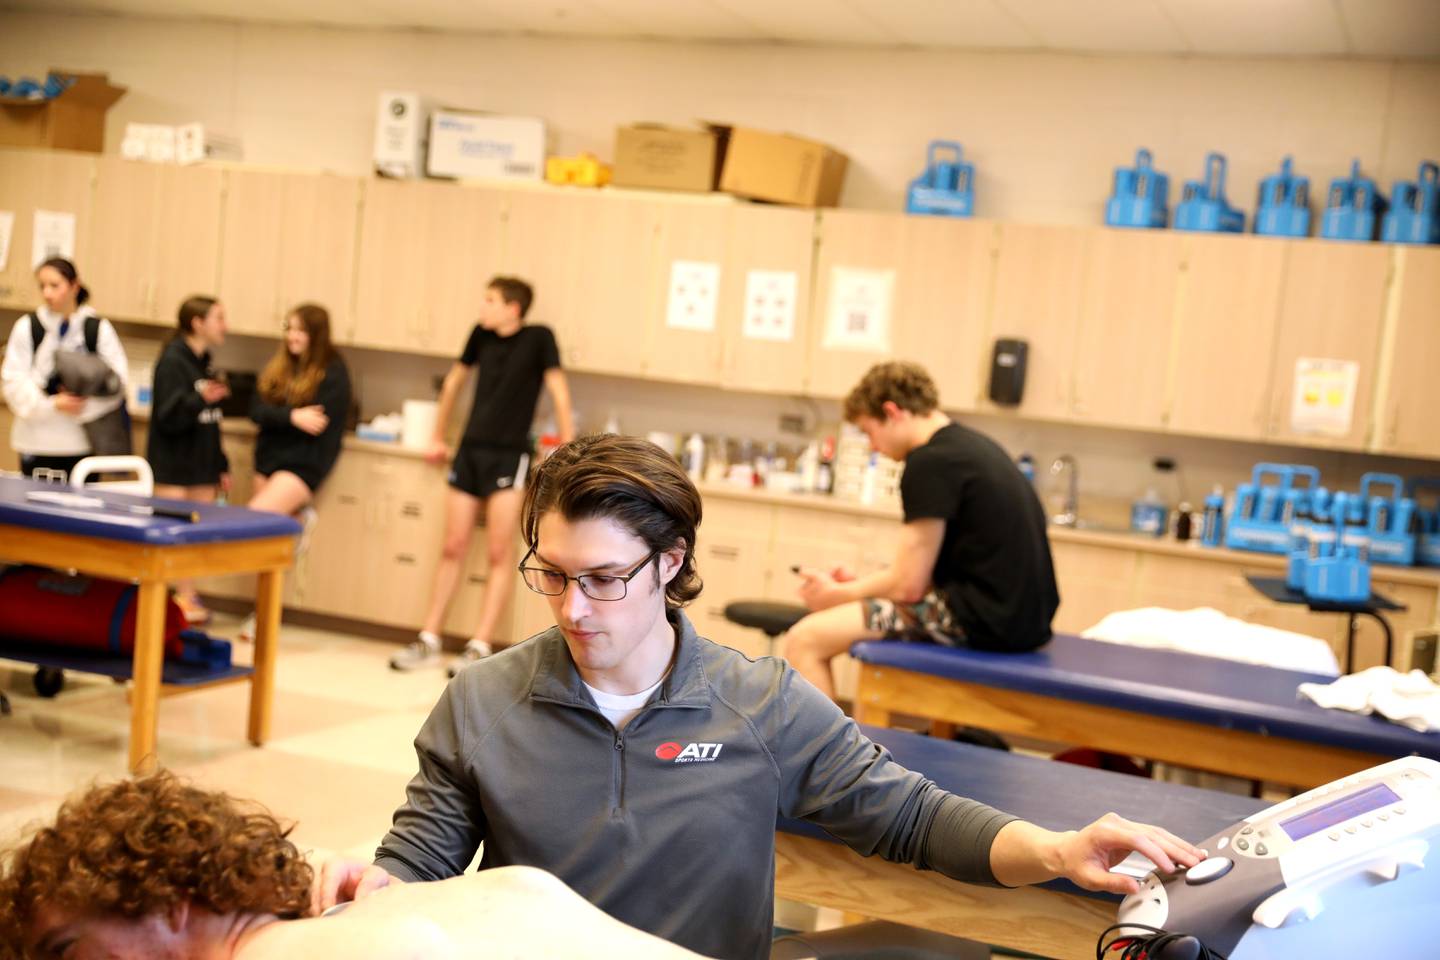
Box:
[426,110,545,181]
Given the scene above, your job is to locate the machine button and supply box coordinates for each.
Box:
[1328,832,1341,841]
[1362,820,1373,828]
[1236,839,1250,851]
[1241,826,1255,835]
[1345,826,1358,834]
[1256,843,1269,856]
[1185,857,1234,885]
[1217,836,1230,850]
[1379,813,1390,822]
[1395,807,1407,815]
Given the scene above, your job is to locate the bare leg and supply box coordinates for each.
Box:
[470,487,523,648]
[247,470,313,516]
[781,602,885,700]
[421,488,483,636]
[154,483,217,609]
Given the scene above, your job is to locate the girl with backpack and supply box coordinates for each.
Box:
[1,258,129,478]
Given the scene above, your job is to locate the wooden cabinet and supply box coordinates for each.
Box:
[1168,234,1286,440]
[85,158,224,325]
[1374,246,1440,458]
[566,192,655,378]
[1050,539,1140,635]
[980,223,1086,422]
[647,201,728,386]
[719,205,815,394]
[1267,241,1391,449]
[496,190,582,365]
[695,499,775,658]
[220,170,361,339]
[808,210,906,399]
[0,149,95,310]
[354,179,501,356]
[1070,229,1182,430]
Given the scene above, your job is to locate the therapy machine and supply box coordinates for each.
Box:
[1116,756,1439,958]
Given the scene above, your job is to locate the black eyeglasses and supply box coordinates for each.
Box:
[518,547,659,602]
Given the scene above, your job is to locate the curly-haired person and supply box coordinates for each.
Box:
[0,772,703,960]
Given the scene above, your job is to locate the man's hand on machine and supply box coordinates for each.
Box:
[992,813,1205,895]
[313,855,403,914]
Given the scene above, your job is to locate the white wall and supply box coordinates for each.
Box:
[2,12,1438,221]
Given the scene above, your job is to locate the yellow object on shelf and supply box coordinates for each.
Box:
[545,152,612,187]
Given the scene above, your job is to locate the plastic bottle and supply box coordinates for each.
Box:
[859,453,878,505]
[816,436,836,495]
[1017,452,1035,485]
[799,441,819,492]
[1200,486,1225,547]
[683,433,705,481]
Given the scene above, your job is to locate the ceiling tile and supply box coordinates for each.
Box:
[845,0,1036,49]
[995,0,1190,53]
[708,0,902,45]
[1160,0,1352,56]
[1339,0,1440,58]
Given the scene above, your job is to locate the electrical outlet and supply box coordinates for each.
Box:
[779,414,807,435]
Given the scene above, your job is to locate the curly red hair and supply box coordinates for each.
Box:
[0,771,313,957]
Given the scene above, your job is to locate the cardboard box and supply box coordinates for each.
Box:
[374,91,429,179]
[718,125,848,208]
[612,124,722,193]
[0,70,126,153]
[426,109,545,182]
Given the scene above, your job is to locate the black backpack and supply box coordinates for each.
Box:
[26,312,133,454]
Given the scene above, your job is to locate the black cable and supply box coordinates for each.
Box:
[1096,922,1230,960]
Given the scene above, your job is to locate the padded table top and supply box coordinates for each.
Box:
[852,634,1440,759]
[0,476,301,546]
[777,723,1265,897]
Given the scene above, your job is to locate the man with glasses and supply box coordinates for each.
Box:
[318,434,1201,960]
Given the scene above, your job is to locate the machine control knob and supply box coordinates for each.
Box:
[1185,856,1234,885]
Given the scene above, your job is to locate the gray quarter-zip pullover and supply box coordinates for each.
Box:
[375,610,1015,960]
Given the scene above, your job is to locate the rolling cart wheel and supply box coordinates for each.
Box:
[33,667,65,698]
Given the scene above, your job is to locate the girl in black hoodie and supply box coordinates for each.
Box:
[147,295,231,623]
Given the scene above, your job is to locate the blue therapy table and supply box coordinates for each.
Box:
[849,633,1440,788]
[774,723,1265,960]
[0,476,299,772]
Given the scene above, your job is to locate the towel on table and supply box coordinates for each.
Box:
[1082,606,1341,676]
[1298,666,1440,733]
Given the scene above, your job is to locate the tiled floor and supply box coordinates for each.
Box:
[0,615,447,865]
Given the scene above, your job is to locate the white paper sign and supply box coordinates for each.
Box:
[665,260,720,332]
[1290,357,1358,436]
[824,266,894,352]
[0,210,13,272]
[741,270,798,342]
[32,209,77,268]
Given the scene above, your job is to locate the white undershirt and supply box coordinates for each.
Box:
[582,674,666,730]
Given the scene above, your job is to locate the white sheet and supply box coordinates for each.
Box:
[1081,606,1341,676]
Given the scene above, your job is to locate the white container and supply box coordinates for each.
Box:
[120,123,175,163]
[401,399,438,449]
[374,91,429,179]
[427,110,545,182]
[176,123,242,165]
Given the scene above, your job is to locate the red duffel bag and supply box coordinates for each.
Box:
[0,566,186,658]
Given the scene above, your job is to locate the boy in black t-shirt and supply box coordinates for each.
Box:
[391,277,574,673]
[783,361,1058,699]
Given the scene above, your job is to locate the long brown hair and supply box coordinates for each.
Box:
[259,303,336,405]
[522,434,703,607]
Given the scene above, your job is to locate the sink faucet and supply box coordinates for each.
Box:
[1048,455,1078,527]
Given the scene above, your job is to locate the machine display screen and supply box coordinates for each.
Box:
[1279,783,1401,841]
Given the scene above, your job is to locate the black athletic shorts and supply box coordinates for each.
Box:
[448,444,530,499]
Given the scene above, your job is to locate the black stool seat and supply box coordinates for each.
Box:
[723,600,808,637]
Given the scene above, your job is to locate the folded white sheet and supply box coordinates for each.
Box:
[1298,666,1440,733]
[1082,606,1341,676]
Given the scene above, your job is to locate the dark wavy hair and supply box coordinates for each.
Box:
[0,771,313,957]
[842,360,940,422]
[522,433,703,607]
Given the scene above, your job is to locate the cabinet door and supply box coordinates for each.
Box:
[296,453,371,616]
[648,200,727,386]
[151,165,224,325]
[0,149,95,310]
[423,184,503,357]
[498,190,582,365]
[1376,246,1440,457]
[1048,539,1139,635]
[1267,241,1390,449]
[275,173,362,341]
[566,192,654,377]
[86,157,161,322]
[353,179,430,353]
[695,499,774,658]
[222,170,362,339]
[719,205,815,394]
[893,217,993,413]
[1168,234,1286,440]
[1071,229,1182,430]
[808,209,906,399]
[981,224,1085,421]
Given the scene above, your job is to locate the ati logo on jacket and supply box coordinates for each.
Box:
[655,741,723,763]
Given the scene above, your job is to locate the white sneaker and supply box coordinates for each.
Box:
[390,634,442,672]
[447,640,494,678]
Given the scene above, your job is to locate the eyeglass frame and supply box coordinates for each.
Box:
[517,546,661,602]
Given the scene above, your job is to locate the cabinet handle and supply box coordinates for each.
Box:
[466,574,487,585]
[1388,406,1400,447]
[338,494,359,505]
[395,553,416,565]
[401,502,423,517]
[709,545,740,559]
